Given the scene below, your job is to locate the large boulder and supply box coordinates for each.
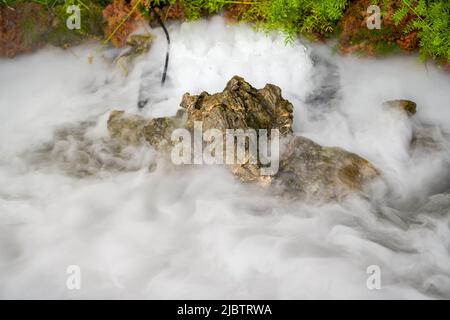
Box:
[277,136,378,200]
[107,76,379,200]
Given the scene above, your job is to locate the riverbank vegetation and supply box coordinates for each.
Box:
[1,0,448,65]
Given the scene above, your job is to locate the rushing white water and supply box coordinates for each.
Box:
[0,16,450,299]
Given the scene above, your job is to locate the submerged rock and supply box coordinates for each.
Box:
[107,109,184,150]
[380,99,448,153]
[28,121,146,178]
[107,110,148,145]
[379,99,449,154]
[107,76,379,200]
[410,121,449,154]
[126,34,154,54]
[115,33,154,75]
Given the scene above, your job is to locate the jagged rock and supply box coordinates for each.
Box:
[146,110,186,150]
[383,99,417,115]
[180,76,294,185]
[107,76,379,201]
[181,76,294,135]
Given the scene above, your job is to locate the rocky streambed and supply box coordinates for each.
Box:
[108,75,379,201]
[0,17,450,299]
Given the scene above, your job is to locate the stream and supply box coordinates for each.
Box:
[0,17,450,299]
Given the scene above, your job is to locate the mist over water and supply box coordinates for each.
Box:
[1,17,450,299]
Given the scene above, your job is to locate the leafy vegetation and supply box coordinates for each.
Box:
[393,0,450,61]
[181,0,226,20]
[1,0,448,63]
[1,0,113,7]
[2,0,63,7]
[241,0,350,42]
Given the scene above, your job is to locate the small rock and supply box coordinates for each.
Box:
[126,34,154,55]
[383,99,417,115]
[115,33,154,75]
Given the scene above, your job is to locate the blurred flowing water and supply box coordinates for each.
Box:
[0,17,450,299]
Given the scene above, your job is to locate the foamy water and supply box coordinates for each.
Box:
[0,17,450,299]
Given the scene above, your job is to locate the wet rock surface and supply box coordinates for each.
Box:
[115,34,154,75]
[107,109,184,150]
[277,136,378,200]
[380,99,448,153]
[383,99,417,115]
[108,76,379,200]
[382,99,450,154]
[27,121,151,177]
[411,122,449,153]
[180,76,294,135]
